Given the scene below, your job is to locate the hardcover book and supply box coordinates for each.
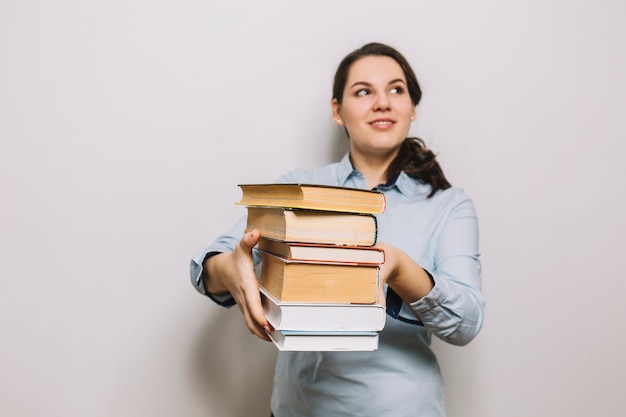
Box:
[258,236,385,265]
[238,183,386,214]
[267,329,379,351]
[258,251,379,304]
[245,207,378,246]
[260,286,386,331]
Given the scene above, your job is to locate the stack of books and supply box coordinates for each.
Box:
[237,183,387,351]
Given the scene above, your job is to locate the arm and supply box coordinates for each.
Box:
[377,243,434,304]
[378,197,484,346]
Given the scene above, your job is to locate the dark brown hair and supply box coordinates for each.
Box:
[332,42,451,197]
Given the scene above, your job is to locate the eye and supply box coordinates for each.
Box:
[356,89,370,96]
[390,86,405,94]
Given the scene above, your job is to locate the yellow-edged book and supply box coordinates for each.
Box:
[238,183,386,214]
[246,207,377,246]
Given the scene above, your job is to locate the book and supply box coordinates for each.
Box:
[258,236,385,265]
[238,183,386,214]
[258,251,379,304]
[245,207,378,246]
[261,286,386,331]
[267,329,379,351]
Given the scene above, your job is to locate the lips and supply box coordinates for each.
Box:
[369,118,395,128]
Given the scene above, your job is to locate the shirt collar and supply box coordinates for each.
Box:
[337,153,356,185]
[337,152,433,199]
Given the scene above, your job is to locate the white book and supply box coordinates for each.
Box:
[260,286,386,331]
[267,329,379,351]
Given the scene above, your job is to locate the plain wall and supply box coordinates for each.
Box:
[2,1,625,416]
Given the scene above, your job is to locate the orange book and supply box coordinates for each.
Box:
[258,251,379,304]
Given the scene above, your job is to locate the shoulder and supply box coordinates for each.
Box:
[431,186,478,218]
[397,173,472,207]
[434,186,472,203]
[399,180,476,217]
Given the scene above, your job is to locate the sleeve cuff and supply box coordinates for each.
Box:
[190,250,236,307]
[409,270,449,317]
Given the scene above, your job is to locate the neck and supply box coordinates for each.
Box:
[349,150,397,189]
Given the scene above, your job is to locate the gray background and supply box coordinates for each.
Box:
[2,1,625,416]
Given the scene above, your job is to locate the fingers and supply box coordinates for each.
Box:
[239,286,273,342]
[233,229,272,341]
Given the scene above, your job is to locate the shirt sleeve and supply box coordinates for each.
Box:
[189,214,251,307]
[409,196,485,346]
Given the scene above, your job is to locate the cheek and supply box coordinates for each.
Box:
[400,102,416,117]
[341,98,372,119]
[341,113,363,132]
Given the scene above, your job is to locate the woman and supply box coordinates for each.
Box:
[190,42,484,417]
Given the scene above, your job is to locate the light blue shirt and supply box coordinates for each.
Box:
[190,153,484,417]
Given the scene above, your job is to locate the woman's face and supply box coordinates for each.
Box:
[332,55,416,160]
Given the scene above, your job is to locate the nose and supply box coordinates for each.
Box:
[373,92,391,111]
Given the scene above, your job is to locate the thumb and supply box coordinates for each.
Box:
[240,229,261,251]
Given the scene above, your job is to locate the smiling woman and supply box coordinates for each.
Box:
[190,42,484,417]
[332,43,452,195]
[331,55,417,187]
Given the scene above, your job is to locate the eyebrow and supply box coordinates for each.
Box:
[349,78,407,89]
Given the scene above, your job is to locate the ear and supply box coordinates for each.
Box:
[331,99,344,126]
[411,107,417,122]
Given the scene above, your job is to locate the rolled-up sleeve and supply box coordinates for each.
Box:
[410,197,484,346]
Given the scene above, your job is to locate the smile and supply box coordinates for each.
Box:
[370,120,395,127]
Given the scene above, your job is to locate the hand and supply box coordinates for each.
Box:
[374,242,434,306]
[204,229,272,341]
[375,242,396,308]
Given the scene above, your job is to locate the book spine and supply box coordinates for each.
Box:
[372,215,378,246]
